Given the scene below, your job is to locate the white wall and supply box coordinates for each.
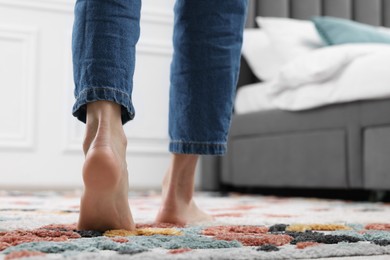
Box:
[0,0,199,190]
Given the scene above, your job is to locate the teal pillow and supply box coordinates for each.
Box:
[311,16,390,45]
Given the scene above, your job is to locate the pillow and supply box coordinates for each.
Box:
[270,43,390,94]
[243,18,323,81]
[241,29,285,81]
[312,16,390,45]
[268,44,390,111]
[256,17,323,60]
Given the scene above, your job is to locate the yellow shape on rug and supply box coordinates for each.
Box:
[104,228,183,237]
[286,224,350,232]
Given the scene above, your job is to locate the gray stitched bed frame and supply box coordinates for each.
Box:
[201,0,390,191]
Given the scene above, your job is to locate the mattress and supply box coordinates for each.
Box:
[235,82,277,114]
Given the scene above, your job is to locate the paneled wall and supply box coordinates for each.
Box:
[0,0,191,189]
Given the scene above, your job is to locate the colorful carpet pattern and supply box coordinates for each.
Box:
[0,191,390,259]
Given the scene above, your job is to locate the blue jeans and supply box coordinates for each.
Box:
[72,0,248,155]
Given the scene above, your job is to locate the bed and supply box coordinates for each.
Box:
[201,0,390,192]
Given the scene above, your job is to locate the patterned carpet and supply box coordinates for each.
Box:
[0,190,390,259]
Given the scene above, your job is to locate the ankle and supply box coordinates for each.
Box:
[86,101,123,135]
[161,154,199,204]
[83,122,98,154]
[83,101,127,154]
[162,189,193,206]
[86,101,122,123]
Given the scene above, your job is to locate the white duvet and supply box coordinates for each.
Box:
[235,44,390,114]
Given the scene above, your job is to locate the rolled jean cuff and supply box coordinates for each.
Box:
[72,87,135,124]
[169,140,227,155]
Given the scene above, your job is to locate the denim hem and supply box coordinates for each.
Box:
[169,141,227,155]
[72,86,134,124]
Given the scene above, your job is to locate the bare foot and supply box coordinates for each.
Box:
[155,154,214,226]
[77,101,135,232]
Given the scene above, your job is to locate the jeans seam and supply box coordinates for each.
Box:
[170,140,226,146]
[73,86,135,124]
[169,141,227,155]
[75,86,131,100]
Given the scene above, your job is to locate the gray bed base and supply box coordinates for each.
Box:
[201,0,390,191]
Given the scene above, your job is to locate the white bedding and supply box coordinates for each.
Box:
[235,43,390,114]
[235,82,278,113]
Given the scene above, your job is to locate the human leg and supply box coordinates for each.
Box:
[72,0,141,231]
[156,0,248,224]
[78,101,134,231]
[156,154,213,225]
